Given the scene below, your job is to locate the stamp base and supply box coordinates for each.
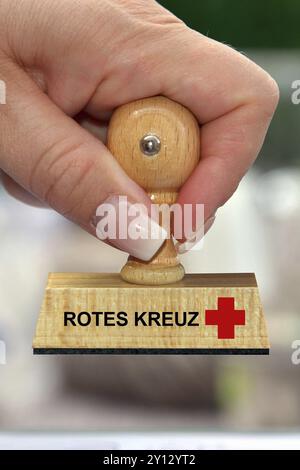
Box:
[32,273,269,354]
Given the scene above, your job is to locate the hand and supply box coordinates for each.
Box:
[0,0,279,259]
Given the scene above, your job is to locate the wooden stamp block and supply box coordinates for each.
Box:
[33,272,269,354]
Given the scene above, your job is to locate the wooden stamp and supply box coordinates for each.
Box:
[33,97,269,354]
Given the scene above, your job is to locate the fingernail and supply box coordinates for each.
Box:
[92,195,167,261]
[175,215,216,255]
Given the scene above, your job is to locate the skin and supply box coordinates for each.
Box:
[0,0,279,250]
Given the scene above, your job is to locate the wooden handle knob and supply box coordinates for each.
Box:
[107,96,200,285]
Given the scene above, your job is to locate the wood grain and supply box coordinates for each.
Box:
[107,96,200,192]
[46,272,258,288]
[33,273,269,353]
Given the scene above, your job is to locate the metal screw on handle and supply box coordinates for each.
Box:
[140,134,161,157]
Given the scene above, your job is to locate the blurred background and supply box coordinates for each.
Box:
[0,0,300,442]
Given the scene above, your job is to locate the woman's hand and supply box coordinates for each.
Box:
[0,0,279,258]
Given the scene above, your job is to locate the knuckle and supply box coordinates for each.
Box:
[250,67,280,115]
[258,71,280,110]
[30,138,95,215]
[219,43,280,116]
[46,155,94,217]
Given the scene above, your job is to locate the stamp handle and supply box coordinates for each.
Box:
[107,96,200,285]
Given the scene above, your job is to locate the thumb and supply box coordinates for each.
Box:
[0,61,166,260]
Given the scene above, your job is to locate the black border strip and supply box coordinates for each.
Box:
[33,348,269,355]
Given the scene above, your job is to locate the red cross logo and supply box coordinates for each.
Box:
[205,297,246,339]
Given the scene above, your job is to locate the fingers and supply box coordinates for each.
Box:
[83,25,279,251]
[0,0,279,260]
[177,97,277,218]
[157,32,279,247]
[0,59,166,260]
[1,171,46,207]
[1,113,107,208]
